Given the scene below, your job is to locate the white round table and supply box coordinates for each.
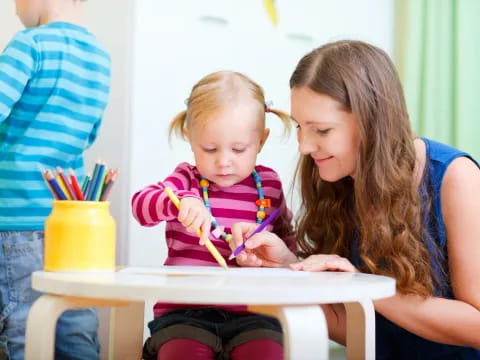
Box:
[25,266,395,360]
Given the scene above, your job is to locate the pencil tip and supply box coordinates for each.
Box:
[228,254,235,260]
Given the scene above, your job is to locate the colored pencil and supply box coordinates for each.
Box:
[41,169,59,200]
[86,161,101,200]
[69,168,85,200]
[88,162,105,201]
[83,177,92,198]
[163,186,228,270]
[104,169,114,184]
[95,166,108,201]
[100,170,117,201]
[45,170,68,200]
[229,208,281,260]
[81,174,90,192]
[56,167,77,200]
[40,163,117,202]
[56,174,71,200]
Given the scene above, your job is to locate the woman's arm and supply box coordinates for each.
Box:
[375,293,480,348]
[375,157,480,348]
[291,157,480,348]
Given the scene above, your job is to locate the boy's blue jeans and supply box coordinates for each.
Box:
[0,231,100,360]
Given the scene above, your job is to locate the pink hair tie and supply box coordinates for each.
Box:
[264,100,273,113]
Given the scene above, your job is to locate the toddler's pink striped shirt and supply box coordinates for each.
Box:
[131,162,295,317]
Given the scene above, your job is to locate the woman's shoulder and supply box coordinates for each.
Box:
[419,138,479,183]
[443,156,480,187]
[422,138,476,165]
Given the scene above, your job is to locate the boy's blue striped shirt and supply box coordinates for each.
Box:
[0,22,111,230]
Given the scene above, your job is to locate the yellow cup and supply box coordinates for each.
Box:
[44,200,116,271]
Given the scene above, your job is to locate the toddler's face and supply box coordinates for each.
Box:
[291,86,361,182]
[187,104,269,188]
[15,0,42,28]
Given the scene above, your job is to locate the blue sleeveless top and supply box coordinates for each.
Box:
[351,138,480,359]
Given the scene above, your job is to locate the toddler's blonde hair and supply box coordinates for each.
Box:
[169,71,290,141]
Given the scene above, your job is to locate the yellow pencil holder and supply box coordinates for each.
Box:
[44,200,116,271]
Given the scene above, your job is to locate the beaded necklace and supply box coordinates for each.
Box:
[200,170,270,242]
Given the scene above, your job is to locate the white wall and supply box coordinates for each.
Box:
[128,0,395,267]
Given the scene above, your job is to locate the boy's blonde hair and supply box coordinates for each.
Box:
[169,71,290,141]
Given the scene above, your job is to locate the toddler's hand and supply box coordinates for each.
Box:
[230,222,297,267]
[178,197,211,245]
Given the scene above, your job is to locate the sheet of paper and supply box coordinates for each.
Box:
[120,265,312,277]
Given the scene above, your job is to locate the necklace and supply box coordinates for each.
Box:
[200,170,270,242]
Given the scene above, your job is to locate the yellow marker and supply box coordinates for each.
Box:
[163,187,228,270]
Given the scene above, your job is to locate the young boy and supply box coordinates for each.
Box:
[0,0,111,359]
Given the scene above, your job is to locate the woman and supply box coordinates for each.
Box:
[231,40,480,359]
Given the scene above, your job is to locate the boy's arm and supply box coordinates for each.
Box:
[131,163,202,227]
[0,32,38,124]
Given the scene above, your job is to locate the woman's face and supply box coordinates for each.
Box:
[291,86,361,182]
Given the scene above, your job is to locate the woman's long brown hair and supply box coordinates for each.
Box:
[290,40,438,296]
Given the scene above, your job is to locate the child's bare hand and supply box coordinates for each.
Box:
[178,197,211,245]
[230,222,297,267]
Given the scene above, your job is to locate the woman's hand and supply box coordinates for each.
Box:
[230,222,297,267]
[178,197,211,245]
[290,254,358,272]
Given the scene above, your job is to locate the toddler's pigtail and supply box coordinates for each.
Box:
[168,110,188,142]
[266,107,292,137]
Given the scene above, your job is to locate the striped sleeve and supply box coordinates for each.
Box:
[0,32,38,123]
[131,162,201,227]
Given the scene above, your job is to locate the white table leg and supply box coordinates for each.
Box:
[25,294,131,360]
[109,301,145,360]
[25,295,67,360]
[344,300,375,360]
[249,305,328,360]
